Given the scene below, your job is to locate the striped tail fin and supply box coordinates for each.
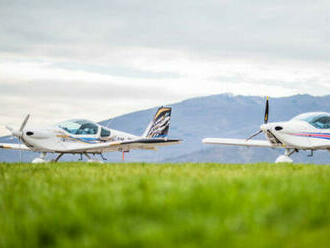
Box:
[143,107,172,138]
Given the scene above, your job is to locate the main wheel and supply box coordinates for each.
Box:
[275,155,293,163]
[32,158,48,163]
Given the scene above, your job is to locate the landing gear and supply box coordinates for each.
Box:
[83,153,103,163]
[308,150,314,157]
[275,155,293,163]
[53,153,64,162]
[275,149,298,163]
[32,152,48,163]
[31,152,105,163]
[100,153,107,161]
[32,152,65,163]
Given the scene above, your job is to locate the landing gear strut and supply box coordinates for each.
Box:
[275,149,298,163]
[308,150,314,157]
[100,153,107,161]
[53,153,64,162]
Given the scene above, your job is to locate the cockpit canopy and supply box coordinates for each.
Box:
[57,119,99,135]
[292,112,330,129]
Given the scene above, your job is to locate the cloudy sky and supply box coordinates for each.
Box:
[1,0,330,133]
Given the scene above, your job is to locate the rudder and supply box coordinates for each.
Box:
[143,107,172,138]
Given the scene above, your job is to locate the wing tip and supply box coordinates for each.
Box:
[202,138,214,144]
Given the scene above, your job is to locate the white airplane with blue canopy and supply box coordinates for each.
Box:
[0,107,181,163]
[203,98,330,163]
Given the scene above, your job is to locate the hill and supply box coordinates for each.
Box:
[0,94,329,163]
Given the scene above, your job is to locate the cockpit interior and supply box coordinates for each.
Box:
[57,120,99,135]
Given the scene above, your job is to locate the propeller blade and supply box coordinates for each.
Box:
[19,114,30,132]
[264,97,269,124]
[246,130,263,141]
[5,126,13,132]
[245,97,269,141]
[6,126,21,138]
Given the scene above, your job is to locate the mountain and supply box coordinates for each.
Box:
[0,94,329,163]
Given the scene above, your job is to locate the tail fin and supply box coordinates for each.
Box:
[143,107,172,138]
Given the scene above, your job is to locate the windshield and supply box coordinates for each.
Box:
[57,119,99,135]
[292,112,330,129]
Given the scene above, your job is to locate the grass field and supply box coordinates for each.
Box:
[0,162,330,248]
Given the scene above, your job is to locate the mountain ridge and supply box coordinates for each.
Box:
[1,93,329,163]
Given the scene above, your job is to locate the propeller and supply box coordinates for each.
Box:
[6,114,30,163]
[20,114,30,132]
[246,97,269,141]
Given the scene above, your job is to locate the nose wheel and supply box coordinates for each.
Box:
[275,155,293,163]
[275,149,297,163]
[32,152,48,163]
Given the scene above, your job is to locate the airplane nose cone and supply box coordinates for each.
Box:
[261,123,285,132]
[260,124,270,131]
[11,130,23,138]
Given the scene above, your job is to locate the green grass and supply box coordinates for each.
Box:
[0,163,330,248]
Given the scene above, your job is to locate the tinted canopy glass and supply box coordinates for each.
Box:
[100,128,111,137]
[292,113,330,129]
[58,119,99,135]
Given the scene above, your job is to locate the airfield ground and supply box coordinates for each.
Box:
[0,162,330,248]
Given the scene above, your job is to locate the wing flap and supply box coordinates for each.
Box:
[202,138,274,148]
[63,138,182,153]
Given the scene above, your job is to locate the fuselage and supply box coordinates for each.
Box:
[20,119,139,153]
[260,112,330,150]
[1,106,178,163]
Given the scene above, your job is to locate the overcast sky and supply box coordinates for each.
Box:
[1,0,330,134]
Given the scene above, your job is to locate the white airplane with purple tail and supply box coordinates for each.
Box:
[203,98,330,163]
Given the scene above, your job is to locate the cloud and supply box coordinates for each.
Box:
[0,0,330,135]
[1,0,330,61]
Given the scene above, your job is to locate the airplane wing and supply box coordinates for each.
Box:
[0,143,31,151]
[202,138,275,148]
[62,138,182,153]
